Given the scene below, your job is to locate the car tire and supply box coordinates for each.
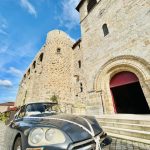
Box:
[13,137,22,150]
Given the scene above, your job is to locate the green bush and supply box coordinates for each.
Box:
[0,112,10,122]
[50,95,58,103]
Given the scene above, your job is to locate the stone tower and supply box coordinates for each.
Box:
[16,30,74,112]
[75,0,150,114]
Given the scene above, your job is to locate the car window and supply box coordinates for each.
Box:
[26,104,45,113]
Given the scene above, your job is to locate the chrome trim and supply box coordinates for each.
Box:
[68,139,95,150]
[68,133,104,150]
[75,143,96,150]
[99,131,104,138]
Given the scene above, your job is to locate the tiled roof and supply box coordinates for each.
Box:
[0,102,15,106]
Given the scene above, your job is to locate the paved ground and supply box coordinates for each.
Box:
[103,138,150,150]
[0,121,149,150]
[0,122,6,150]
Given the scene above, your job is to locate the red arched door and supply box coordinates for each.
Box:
[110,71,149,114]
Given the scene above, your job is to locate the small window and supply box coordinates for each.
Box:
[24,74,26,79]
[32,61,36,69]
[27,69,30,75]
[80,82,83,92]
[74,75,79,82]
[78,60,81,68]
[57,48,61,53]
[87,0,97,13]
[102,24,109,36]
[39,53,44,62]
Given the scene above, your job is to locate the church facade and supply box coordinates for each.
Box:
[16,0,150,115]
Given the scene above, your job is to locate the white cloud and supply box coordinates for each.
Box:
[15,41,38,57]
[7,67,23,77]
[0,80,13,87]
[20,0,37,17]
[57,0,80,30]
[0,40,38,73]
[0,42,9,53]
[0,29,7,35]
[0,15,8,36]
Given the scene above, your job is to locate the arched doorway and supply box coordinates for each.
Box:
[110,71,149,114]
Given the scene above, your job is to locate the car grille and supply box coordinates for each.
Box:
[68,139,96,150]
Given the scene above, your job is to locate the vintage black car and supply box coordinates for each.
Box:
[5,102,112,150]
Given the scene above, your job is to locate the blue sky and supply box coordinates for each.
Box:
[0,0,81,103]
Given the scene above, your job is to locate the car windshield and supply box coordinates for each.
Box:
[26,103,60,114]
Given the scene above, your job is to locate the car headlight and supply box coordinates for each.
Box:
[30,128,44,144]
[28,128,66,146]
[45,128,55,141]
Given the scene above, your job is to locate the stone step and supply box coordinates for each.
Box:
[96,114,150,125]
[107,133,150,145]
[103,126,150,140]
[99,121,150,132]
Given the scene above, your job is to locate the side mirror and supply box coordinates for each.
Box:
[10,122,20,128]
[100,136,112,148]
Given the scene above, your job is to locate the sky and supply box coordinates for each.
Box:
[0,0,81,103]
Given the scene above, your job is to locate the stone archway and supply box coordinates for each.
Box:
[94,55,150,114]
[110,71,149,114]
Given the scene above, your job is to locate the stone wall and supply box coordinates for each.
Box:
[77,0,150,114]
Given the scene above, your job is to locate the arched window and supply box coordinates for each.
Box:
[39,53,44,62]
[78,60,81,68]
[32,61,36,69]
[102,24,109,36]
[87,0,97,13]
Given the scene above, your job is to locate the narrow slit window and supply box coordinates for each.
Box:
[102,24,109,36]
[27,69,30,75]
[80,82,83,92]
[32,61,36,69]
[24,74,26,79]
[78,60,81,68]
[39,53,44,62]
[87,0,97,13]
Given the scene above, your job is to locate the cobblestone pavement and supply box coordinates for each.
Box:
[103,138,150,150]
[0,122,150,150]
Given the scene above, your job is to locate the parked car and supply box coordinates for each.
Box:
[4,102,112,150]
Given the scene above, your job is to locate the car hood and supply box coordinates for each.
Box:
[23,114,102,142]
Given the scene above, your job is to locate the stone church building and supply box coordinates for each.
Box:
[16,0,150,116]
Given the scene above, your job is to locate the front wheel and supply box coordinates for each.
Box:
[13,137,22,150]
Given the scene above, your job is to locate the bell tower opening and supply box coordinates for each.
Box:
[110,71,149,114]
